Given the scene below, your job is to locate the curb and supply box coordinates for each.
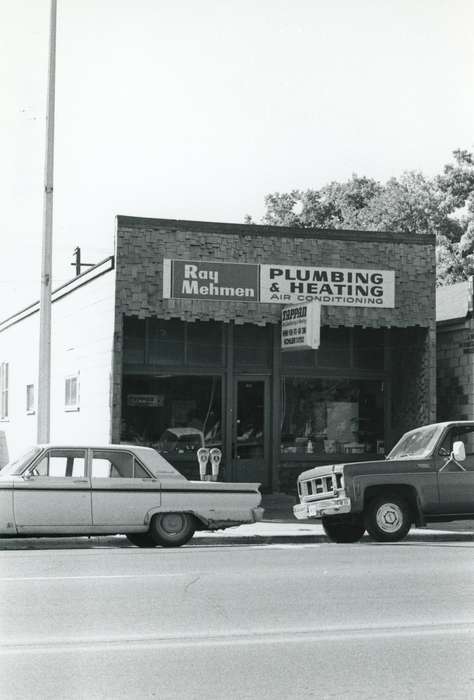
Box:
[1,530,473,550]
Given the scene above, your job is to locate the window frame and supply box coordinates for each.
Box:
[27,448,87,478]
[26,383,35,415]
[0,362,9,420]
[90,448,154,479]
[64,373,80,412]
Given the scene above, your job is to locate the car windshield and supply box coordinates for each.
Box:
[387,425,442,460]
[0,447,42,475]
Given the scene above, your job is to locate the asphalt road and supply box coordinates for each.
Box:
[1,541,474,699]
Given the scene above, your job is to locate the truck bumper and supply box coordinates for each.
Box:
[293,497,352,520]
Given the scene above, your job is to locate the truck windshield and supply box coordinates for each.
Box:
[0,447,41,476]
[387,425,442,460]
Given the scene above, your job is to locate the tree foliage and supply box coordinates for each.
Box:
[254,150,474,285]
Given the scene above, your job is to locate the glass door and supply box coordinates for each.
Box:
[231,376,270,487]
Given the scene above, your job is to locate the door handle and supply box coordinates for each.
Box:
[73,479,89,483]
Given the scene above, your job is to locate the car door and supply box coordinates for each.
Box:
[90,449,161,527]
[436,426,474,514]
[13,448,91,532]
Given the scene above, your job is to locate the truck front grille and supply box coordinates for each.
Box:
[300,473,343,500]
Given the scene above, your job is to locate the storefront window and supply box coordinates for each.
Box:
[281,326,384,370]
[123,317,146,364]
[353,327,384,370]
[148,319,185,365]
[317,327,351,367]
[280,377,384,457]
[234,323,272,368]
[187,321,224,365]
[121,375,222,461]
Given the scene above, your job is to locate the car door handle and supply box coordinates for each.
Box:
[73,479,89,483]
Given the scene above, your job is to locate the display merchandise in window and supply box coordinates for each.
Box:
[121,375,222,461]
[280,378,384,456]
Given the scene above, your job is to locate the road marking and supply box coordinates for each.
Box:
[0,572,193,582]
[2,621,474,655]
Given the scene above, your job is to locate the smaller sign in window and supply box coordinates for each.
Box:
[65,374,80,411]
[26,384,35,414]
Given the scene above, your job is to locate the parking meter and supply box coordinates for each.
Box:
[209,448,222,481]
[197,448,210,481]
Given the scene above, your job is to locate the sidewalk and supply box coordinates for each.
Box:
[1,494,473,549]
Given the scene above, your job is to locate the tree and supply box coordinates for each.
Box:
[255,150,474,285]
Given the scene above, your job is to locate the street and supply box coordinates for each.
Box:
[1,540,474,699]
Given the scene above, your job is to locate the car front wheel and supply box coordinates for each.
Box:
[151,512,196,547]
[322,515,366,543]
[365,493,412,542]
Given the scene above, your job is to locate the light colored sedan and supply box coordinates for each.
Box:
[0,444,263,547]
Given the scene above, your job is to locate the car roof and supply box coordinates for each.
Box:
[35,443,158,452]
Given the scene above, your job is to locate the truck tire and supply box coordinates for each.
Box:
[322,515,366,543]
[365,493,412,542]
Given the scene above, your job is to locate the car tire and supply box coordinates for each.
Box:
[321,515,366,543]
[150,512,196,547]
[126,533,157,548]
[365,493,412,542]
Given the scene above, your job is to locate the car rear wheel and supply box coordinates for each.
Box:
[365,493,412,542]
[126,533,157,548]
[151,512,196,547]
[322,515,366,543]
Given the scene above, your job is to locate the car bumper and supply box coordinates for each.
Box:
[293,497,351,520]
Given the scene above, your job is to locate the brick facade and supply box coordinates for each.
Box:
[115,217,435,329]
[437,321,474,421]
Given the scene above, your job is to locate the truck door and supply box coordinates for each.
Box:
[436,425,474,514]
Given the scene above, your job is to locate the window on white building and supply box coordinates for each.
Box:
[0,363,9,419]
[26,384,35,414]
[65,374,80,411]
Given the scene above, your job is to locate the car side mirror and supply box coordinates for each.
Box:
[452,441,466,462]
[23,470,32,480]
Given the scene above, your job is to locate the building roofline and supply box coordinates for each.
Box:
[116,215,436,246]
[0,256,114,333]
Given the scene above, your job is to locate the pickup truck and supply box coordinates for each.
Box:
[293,421,474,543]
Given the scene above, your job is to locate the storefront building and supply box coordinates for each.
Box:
[112,217,436,493]
[0,217,436,493]
[436,277,474,421]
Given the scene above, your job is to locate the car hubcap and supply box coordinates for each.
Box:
[376,503,403,533]
[160,513,185,535]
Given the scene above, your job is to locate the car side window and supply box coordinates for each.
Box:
[32,450,86,477]
[91,450,151,478]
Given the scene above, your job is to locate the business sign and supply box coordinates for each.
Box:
[163,259,395,308]
[127,394,164,408]
[281,302,321,350]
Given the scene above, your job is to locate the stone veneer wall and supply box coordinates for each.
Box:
[391,325,437,442]
[111,216,437,449]
[437,319,474,421]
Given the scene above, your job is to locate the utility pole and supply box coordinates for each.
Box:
[37,0,57,443]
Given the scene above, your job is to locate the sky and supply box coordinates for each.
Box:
[1,0,473,319]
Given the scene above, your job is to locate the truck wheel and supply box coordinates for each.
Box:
[151,512,196,547]
[322,515,366,543]
[365,494,412,542]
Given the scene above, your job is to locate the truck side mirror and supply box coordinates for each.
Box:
[452,441,466,462]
